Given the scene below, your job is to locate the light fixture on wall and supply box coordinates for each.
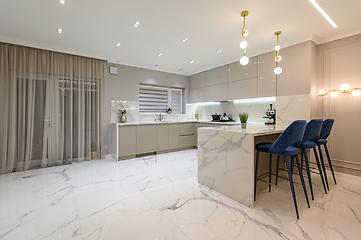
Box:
[319,84,361,97]
[274,31,282,75]
[239,11,249,66]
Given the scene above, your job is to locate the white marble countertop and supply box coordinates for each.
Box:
[200,123,286,136]
[113,121,243,126]
[114,121,195,126]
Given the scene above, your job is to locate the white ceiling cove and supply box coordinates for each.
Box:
[1,0,361,76]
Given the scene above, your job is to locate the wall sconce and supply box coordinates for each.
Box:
[239,11,249,66]
[274,31,282,75]
[319,83,361,97]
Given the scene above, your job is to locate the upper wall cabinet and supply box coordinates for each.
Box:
[227,78,257,100]
[190,87,206,103]
[227,57,258,82]
[189,72,206,89]
[257,52,276,97]
[205,66,227,86]
[206,83,227,102]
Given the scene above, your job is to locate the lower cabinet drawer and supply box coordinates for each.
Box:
[137,125,157,154]
[178,135,195,148]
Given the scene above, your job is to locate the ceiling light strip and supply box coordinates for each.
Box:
[309,0,338,28]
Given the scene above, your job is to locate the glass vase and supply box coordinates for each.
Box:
[119,114,127,123]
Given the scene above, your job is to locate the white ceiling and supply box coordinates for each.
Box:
[1,0,361,76]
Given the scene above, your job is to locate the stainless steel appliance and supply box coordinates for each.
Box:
[211,113,235,122]
[263,104,276,124]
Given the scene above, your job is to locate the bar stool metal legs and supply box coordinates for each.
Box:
[313,148,328,194]
[269,154,272,192]
[254,150,260,201]
[318,145,330,191]
[302,149,314,200]
[324,145,337,184]
[285,155,310,219]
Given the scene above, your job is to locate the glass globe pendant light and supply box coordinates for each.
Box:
[239,11,249,66]
[274,31,282,75]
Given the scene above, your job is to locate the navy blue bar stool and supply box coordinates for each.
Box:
[254,120,309,219]
[315,119,337,190]
[276,119,328,200]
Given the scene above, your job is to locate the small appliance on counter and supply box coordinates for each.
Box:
[263,104,276,124]
[211,113,235,122]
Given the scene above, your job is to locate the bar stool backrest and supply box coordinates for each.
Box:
[319,119,335,140]
[298,119,323,145]
[269,120,306,155]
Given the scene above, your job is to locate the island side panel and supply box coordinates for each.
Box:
[198,128,254,208]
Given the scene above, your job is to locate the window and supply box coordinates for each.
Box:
[139,84,182,114]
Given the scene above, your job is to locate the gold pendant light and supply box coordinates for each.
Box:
[274,31,282,75]
[239,11,249,66]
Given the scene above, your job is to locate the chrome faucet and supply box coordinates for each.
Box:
[155,111,164,122]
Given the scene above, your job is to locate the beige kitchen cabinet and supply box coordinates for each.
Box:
[178,123,195,148]
[168,124,179,149]
[194,123,206,146]
[257,52,277,97]
[118,126,136,158]
[227,57,258,82]
[205,83,227,102]
[190,87,205,103]
[179,135,195,148]
[179,123,195,135]
[227,78,257,100]
[156,124,169,152]
[206,66,227,86]
[136,125,157,154]
[190,72,206,89]
[169,123,195,149]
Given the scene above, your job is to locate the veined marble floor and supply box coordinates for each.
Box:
[0,149,360,240]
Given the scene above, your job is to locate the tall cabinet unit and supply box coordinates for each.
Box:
[257,52,277,97]
[205,66,227,102]
[189,72,206,103]
[227,57,258,100]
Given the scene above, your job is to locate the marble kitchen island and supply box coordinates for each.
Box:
[198,124,286,208]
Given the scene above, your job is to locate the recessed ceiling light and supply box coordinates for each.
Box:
[308,0,338,28]
[133,21,140,27]
[59,0,66,4]
[182,38,189,43]
[158,53,163,57]
[116,43,121,47]
[217,50,223,53]
[155,64,158,68]
[57,28,63,33]
[180,69,183,72]
[190,60,194,64]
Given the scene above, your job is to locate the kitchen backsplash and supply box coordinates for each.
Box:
[276,94,310,125]
[111,95,308,125]
[111,100,192,123]
[186,97,276,124]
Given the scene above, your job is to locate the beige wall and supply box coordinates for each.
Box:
[107,62,189,107]
[106,62,189,152]
[315,34,361,176]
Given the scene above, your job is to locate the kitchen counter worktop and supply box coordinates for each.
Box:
[200,123,285,136]
[114,121,246,126]
[114,121,195,126]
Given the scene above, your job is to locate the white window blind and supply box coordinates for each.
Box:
[170,89,182,114]
[139,84,182,114]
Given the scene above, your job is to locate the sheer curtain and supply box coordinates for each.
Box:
[0,42,107,174]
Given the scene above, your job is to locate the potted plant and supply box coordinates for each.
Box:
[118,108,127,123]
[239,112,249,129]
[166,108,172,114]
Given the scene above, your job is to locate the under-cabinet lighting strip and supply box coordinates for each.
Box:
[233,97,276,103]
